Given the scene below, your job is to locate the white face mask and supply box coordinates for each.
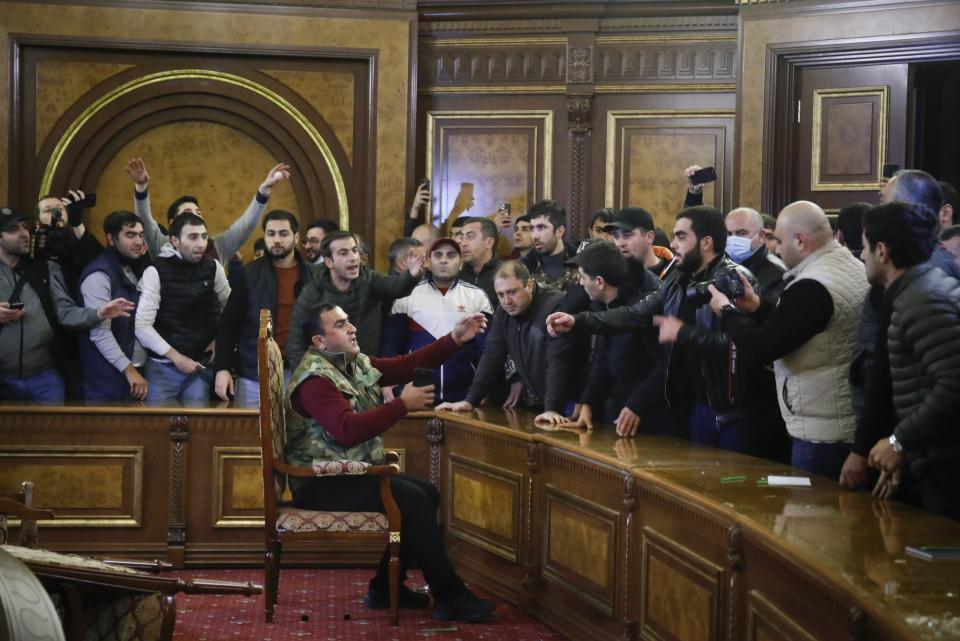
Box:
[726,235,754,264]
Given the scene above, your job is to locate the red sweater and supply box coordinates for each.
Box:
[292,335,459,447]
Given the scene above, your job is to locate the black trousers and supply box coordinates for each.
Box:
[292,473,466,599]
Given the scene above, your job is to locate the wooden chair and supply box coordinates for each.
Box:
[256,309,403,625]
[1,481,261,641]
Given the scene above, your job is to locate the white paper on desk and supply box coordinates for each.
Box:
[767,475,812,487]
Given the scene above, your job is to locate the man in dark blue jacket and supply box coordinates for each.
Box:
[214,210,322,406]
[564,240,670,436]
[78,211,150,401]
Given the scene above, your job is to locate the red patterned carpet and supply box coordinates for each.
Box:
[171,568,563,641]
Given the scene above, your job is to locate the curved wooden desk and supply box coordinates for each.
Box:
[407,409,960,641]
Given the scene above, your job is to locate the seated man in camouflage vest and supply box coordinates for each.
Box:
[284,302,496,622]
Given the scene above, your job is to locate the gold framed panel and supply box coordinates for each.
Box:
[640,526,724,641]
[40,68,350,230]
[0,446,143,527]
[212,447,265,529]
[541,483,622,617]
[605,109,734,210]
[810,86,889,192]
[425,110,553,226]
[445,454,523,563]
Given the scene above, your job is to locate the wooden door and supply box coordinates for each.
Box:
[791,64,909,212]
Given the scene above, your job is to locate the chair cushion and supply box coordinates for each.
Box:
[276,507,388,533]
[312,459,372,476]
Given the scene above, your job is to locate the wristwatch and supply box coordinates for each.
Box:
[720,304,737,315]
[888,434,903,453]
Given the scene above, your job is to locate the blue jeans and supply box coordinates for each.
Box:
[0,367,65,403]
[688,402,791,463]
[234,370,292,408]
[145,359,211,404]
[790,439,851,481]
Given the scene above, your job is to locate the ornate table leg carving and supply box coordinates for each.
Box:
[167,416,188,568]
[426,417,444,488]
[621,475,637,641]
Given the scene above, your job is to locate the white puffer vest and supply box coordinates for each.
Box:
[773,241,868,443]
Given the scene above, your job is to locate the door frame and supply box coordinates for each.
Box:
[761,32,960,214]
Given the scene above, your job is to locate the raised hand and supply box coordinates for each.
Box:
[684,165,703,195]
[125,158,149,189]
[259,163,291,196]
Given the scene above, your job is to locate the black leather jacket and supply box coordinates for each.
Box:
[574,255,771,416]
[742,245,786,304]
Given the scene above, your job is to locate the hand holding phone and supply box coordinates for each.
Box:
[413,368,434,388]
[690,166,717,186]
[8,302,24,310]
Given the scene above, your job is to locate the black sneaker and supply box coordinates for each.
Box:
[432,590,496,623]
[364,585,432,610]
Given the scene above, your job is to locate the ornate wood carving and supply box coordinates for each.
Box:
[167,416,188,559]
[596,41,736,82]
[621,475,637,641]
[567,94,591,239]
[726,525,744,641]
[847,606,865,641]
[599,15,738,33]
[426,417,444,488]
[418,43,565,86]
[566,44,593,83]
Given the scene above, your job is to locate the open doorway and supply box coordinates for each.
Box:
[910,61,960,192]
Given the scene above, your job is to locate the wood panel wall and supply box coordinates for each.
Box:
[415,1,738,239]
[0,0,415,268]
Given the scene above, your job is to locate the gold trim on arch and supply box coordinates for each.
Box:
[605,109,735,208]
[425,110,553,224]
[810,86,889,192]
[40,69,349,230]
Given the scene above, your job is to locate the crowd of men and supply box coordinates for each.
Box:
[2,158,960,617]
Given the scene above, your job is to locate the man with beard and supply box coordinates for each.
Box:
[521,200,578,291]
[214,210,322,406]
[547,207,789,462]
[0,208,133,402]
[135,213,231,402]
[303,219,339,266]
[78,211,151,401]
[287,231,421,367]
[382,238,492,403]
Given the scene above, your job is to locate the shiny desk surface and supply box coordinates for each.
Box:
[427,408,960,641]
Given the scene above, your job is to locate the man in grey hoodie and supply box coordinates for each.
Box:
[124,157,289,261]
[0,208,134,402]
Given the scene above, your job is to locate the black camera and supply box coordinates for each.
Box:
[685,266,745,305]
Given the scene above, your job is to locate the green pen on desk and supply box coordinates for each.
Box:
[720,475,747,484]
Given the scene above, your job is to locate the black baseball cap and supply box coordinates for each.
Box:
[0,207,26,232]
[604,207,655,232]
[564,240,628,285]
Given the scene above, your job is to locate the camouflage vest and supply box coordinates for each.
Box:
[531,265,579,292]
[284,347,386,490]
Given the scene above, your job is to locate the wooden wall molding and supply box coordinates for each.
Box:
[23,0,419,14]
[596,40,736,82]
[418,42,566,87]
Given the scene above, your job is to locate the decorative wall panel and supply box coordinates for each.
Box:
[425,110,553,226]
[810,86,888,191]
[606,110,733,230]
[746,591,818,641]
[542,485,620,616]
[595,37,736,83]
[641,527,722,641]
[211,447,264,528]
[419,37,566,90]
[447,455,523,563]
[0,446,143,527]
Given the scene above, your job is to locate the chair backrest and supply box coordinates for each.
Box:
[0,481,54,547]
[257,309,287,528]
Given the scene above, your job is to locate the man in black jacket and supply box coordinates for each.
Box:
[563,241,670,436]
[437,261,579,423]
[457,217,501,308]
[214,210,322,406]
[547,206,788,461]
[724,207,786,304]
[286,231,421,367]
[863,201,960,519]
[521,200,579,291]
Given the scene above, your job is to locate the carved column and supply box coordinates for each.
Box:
[521,442,541,599]
[565,36,595,240]
[621,475,638,641]
[726,524,744,641]
[426,417,444,488]
[167,416,188,568]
